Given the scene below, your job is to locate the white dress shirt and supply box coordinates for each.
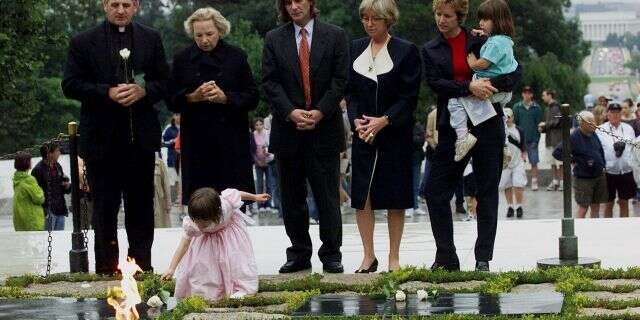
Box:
[596,121,635,174]
[294,19,314,54]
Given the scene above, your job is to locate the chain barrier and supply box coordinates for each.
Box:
[575,113,640,149]
[0,134,70,161]
[79,162,91,250]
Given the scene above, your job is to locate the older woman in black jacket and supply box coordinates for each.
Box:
[168,7,258,202]
[347,0,421,273]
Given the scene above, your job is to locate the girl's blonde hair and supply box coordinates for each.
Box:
[184,7,231,38]
[432,0,469,25]
[359,0,399,27]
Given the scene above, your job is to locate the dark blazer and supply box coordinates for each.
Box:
[62,21,170,161]
[168,40,258,202]
[31,161,71,216]
[346,36,422,210]
[262,20,349,157]
[421,29,522,137]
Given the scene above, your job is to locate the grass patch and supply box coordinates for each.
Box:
[582,298,640,310]
[5,273,116,288]
[0,287,34,299]
[259,273,375,294]
[157,295,208,320]
[137,272,175,302]
[213,290,320,313]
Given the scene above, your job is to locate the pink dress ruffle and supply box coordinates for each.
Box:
[173,189,258,301]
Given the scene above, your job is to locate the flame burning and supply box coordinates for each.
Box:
[107,257,143,320]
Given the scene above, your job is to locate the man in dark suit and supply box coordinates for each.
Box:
[262,0,349,273]
[62,0,169,274]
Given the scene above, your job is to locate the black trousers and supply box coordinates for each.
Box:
[422,115,504,265]
[86,144,155,274]
[278,150,342,264]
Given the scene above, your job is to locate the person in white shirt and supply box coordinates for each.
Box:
[596,103,637,218]
[499,108,527,218]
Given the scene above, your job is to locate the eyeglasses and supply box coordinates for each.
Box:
[361,16,385,23]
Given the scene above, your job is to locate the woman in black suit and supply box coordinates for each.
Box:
[347,0,421,273]
[420,0,521,272]
[168,7,258,203]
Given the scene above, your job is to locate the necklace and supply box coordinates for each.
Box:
[368,34,390,73]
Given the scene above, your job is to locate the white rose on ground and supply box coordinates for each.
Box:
[146,295,163,308]
[395,290,406,302]
[416,289,428,301]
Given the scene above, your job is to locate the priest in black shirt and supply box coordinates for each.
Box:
[62,0,170,274]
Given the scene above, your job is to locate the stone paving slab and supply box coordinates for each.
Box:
[511,283,557,294]
[23,280,119,297]
[593,279,640,288]
[581,289,640,301]
[184,312,289,320]
[580,307,640,317]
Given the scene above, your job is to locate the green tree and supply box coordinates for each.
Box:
[0,0,50,154]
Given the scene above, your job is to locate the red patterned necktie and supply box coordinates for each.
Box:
[298,28,312,109]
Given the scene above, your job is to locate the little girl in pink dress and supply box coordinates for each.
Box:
[161,187,270,300]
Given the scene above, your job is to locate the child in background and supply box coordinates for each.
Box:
[31,142,71,231]
[162,187,270,301]
[462,161,477,221]
[12,151,45,231]
[500,108,527,218]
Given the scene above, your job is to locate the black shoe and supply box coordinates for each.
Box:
[506,207,514,218]
[279,260,311,273]
[516,207,523,218]
[430,262,460,272]
[475,261,490,272]
[323,261,344,273]
[355,258,378,273]
[455,205,467,214]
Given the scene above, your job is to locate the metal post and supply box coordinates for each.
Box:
[68,122,89,273]
[558,104,578,261]
[537,104,600,269]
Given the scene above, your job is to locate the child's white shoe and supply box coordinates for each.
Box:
[454,133,477,162]
[230,292,247,299]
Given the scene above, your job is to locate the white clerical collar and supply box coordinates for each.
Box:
[352,36,393,82]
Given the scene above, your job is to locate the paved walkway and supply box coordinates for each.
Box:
[1,218,639,282]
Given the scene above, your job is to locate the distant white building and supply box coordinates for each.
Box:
[579,11,640,43]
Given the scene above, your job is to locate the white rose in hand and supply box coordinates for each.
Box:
[119,48,131,60]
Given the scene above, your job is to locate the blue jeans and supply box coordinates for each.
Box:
[45,210,65,231]
[255,165,269,208]
[412,157,423,209]
[526,141,540,166]
[268,161,281,212]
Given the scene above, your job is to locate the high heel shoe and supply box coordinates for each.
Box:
[354,258,378,273]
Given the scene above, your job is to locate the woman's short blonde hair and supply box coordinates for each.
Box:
[184,7,231,38]
[432,0,469,25]
[359,0,399,27]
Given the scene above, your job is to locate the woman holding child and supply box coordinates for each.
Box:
[420,0,521,272]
